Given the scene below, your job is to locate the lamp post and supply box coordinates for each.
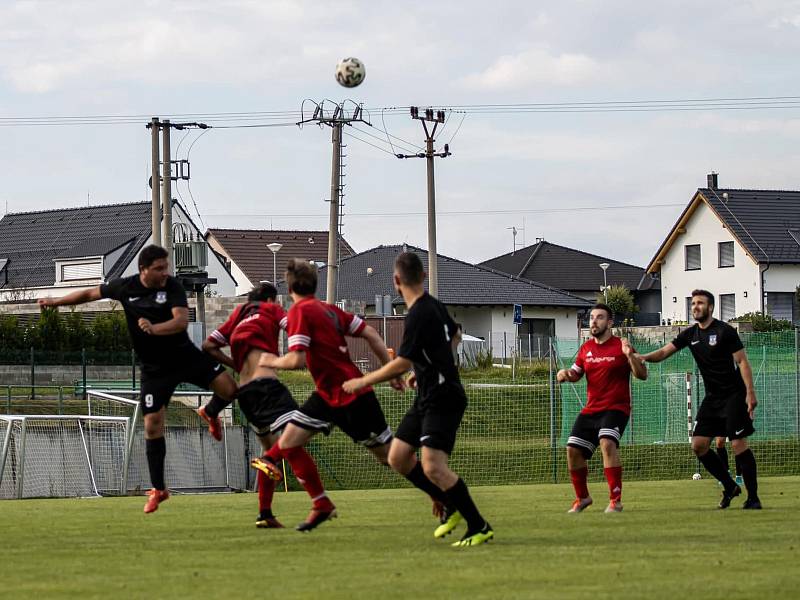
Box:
[267,243,283,284]
[599,262,610,303]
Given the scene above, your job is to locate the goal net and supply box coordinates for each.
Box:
[0,415,130,499]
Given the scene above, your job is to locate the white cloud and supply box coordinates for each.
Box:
[460,47,611,91]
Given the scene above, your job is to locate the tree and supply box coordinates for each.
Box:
[91,310,131,352]
[63,310,93,351]
[733,311,792,332]
[596,285,636,321]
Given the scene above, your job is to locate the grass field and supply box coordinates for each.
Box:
[2,477,799,599]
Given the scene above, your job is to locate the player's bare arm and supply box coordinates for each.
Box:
[622,338,648,380]
[638,342,679,364]
[734,348,758,419]
[260,349,305,370]
[342,356,413,394]
[556,367,582,383]
[38,286,102,308]
[139,307,189,336]
[201,338,236,370]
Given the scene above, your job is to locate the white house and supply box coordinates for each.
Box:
[0,200,237,301]
[647,174,800,324]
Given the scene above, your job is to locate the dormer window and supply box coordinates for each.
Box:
[55,257,103,283]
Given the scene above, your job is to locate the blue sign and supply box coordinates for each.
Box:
[513,304,523,325]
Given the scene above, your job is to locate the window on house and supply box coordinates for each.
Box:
[719,294,736,322]
[686,297,692,322]
[718,241,734,268]
[59,260,102,281]
[685,245,701,270]
[766,292,794,324]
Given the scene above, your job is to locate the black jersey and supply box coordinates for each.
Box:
[398,293,462,399]
[672,319,746,406]
[100,274,193,366]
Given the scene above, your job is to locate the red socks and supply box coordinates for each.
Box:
[570,466,590,499]
[257,470,275,512]
[604,466,622,501]
[264,442,328,507]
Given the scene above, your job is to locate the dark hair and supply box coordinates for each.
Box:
[591,303,614,320]
[691,289,715,307]
[394,252,425,285]
[249,282,277,302]
[285,258,317,295]
[138,245,168,270]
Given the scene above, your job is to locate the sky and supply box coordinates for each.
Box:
[2,0,800,269]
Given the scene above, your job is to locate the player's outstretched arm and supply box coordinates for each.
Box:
[734,348,758,419]
[201,338,236,370]
[260,350,305,371]
[638,343,679,364]
[342,355,413,394]
[38,287,102,308]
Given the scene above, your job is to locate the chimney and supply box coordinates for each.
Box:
[707,172,718,190]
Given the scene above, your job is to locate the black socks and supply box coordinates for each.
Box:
[445,478,485,533]
[698,449,736,490]
[145,437,166,491]
[735,449,758,500]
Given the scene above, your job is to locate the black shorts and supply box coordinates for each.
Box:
[394,383,467,455]
[236,377,298,437]
[693,393,755,440]
[288,390,392,447]
[140,347,226,415]
[567,410,629,459]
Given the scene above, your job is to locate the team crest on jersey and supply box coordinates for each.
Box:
[708,334,717,346]
[155,291,167,304]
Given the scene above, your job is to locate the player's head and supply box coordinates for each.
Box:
[285,258,317,297]
[589,303,613,338]
[394,251,425,292]
[690,289,714,322]
[138,245,169,288]
[249,281,277,302]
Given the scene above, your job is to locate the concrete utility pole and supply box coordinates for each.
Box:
[161,119,173,275]
[397,107,451,297]
[298,100,369,304]
[149,117,161,247]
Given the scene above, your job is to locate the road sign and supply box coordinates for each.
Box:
[513,304,523,325]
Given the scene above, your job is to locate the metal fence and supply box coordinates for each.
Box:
[1,330,799,498]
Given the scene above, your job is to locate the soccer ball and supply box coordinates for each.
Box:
[336,57,365,88]
[692,473,702,480]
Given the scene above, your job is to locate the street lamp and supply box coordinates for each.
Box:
[599,262,610,302]
[267,243,283,284]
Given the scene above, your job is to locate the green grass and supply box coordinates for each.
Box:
[2,477,800,599]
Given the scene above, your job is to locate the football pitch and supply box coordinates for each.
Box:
[2,477,799,599]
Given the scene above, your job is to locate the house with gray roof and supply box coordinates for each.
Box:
[479,239,661,320]
[300,244,591,356]
[0,200,236,301]
[646,173,800,324]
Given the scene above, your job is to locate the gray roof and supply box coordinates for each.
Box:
[480,240,654,292]
[699,188,800,263]
[303,244,591,308]
[0,202,152,288]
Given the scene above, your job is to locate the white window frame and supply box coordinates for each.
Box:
[55,257,104,283]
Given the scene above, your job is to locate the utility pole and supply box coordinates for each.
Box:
[397,107,451,297]
[161,119,173,274]
[148,117,161,247]
[298,100,369,304]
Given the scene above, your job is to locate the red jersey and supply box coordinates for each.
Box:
[287,297,369,407]
[208,302,288,373]
[571,336,632,415]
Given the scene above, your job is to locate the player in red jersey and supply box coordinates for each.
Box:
[556,304,647,513]
[251,259,403,531]
[199,282,330,529]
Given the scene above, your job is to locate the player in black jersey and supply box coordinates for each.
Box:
[343,252,493,546]
[638,290,761,509]
[38,245,238,513]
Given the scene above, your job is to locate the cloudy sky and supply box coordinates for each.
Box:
[2,1,800,268]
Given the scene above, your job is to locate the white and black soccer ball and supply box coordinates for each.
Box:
[335,57,365,88]
[692,473,702,480]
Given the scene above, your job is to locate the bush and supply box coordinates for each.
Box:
[733,311,793,332]
[596,285,637,320]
